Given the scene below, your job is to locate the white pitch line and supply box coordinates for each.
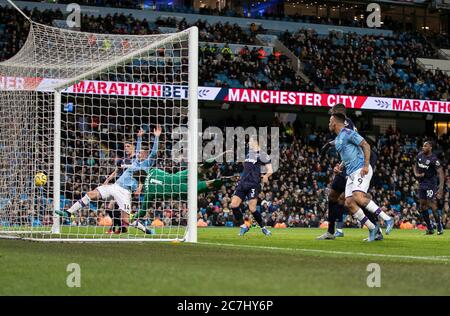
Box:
[199,242,450,263]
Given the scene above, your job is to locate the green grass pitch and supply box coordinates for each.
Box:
[0,227,449,295]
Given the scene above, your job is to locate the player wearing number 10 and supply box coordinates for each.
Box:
[328,113,394,242]
[413,141,445,235]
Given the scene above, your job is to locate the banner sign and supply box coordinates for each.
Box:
[1,76,449,114]
[224,88,450,114]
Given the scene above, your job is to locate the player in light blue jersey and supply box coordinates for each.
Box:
[57,125,161,235]
[318,104,382,241]
[328,113,394,242]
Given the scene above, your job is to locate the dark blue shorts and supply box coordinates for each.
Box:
[331,173,347,194]
[419,186,438,200]
[234,182,260,201]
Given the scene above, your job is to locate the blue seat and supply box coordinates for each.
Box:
[420,87,428,96]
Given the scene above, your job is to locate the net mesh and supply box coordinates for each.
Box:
[0,20,195,241]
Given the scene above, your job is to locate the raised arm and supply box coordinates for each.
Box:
[135,129,144,160]
[149,124,161,159]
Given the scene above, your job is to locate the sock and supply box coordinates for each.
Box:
[252,211,264,228]
[120,217,128,233]
[434,212,443,232]
[437,217,443,232]
[327,201,338,234]
[366,210,378,225]
[365,210,381,234]
[113,210,121,229]
[232,207,243,225]
[422,211,433,231]
[68,195,90,214]
[365,200,391,221]
[353,209,375,230]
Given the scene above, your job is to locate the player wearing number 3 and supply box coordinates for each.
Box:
[57,125,162,234]
[329,113,394,242]
[230,136,273,237]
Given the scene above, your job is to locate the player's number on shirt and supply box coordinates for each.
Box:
[250,188,256,198]
[357,177,363,186]
[427,190,434,198]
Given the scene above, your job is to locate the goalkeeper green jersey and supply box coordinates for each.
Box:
[142,169,208,209]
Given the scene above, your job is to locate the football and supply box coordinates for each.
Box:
[34,172,47,187]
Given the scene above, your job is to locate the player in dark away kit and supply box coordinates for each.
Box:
[230,136,273,237]
[413,141,445,235]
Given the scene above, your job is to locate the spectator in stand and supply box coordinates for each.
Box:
[282,29,450,101]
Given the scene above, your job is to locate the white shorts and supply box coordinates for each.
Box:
[345,165,373,198]
[96,183,132,214]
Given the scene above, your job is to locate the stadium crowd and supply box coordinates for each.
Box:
[24,0,404,31]
[199,43,313,91]
[282,29,450,101]
[1,6,450,101]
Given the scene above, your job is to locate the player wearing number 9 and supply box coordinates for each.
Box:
[413,141,445,235]
[329,113,394,242]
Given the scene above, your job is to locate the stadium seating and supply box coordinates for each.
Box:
[281,29,450,100]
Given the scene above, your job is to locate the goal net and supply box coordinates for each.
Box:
[0,19,198,242]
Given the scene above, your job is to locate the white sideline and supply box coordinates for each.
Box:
[199,242,450,263]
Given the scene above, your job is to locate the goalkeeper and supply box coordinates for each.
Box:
[135,161,237,218]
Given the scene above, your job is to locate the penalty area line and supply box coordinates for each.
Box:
[198,242,450,263]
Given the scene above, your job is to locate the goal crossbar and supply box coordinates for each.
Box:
[0,20,198,243]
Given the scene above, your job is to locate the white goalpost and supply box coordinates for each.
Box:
[0,5,198,242]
